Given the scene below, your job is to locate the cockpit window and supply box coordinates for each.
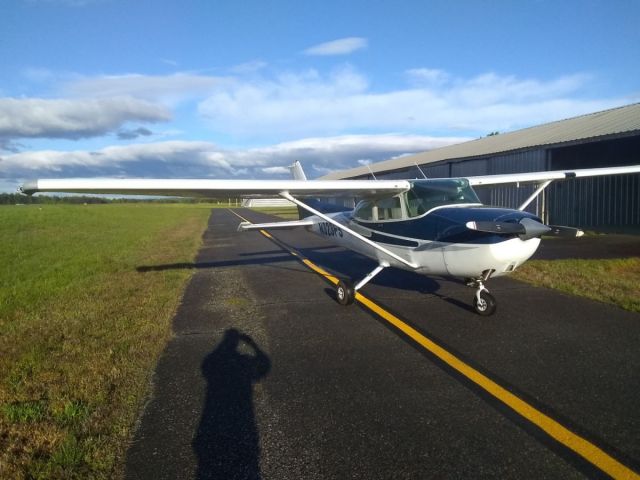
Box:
[376,196,403,220]
[353,179,479,222]
[353,195,405,222]
[406,179,480,217]
[354,199,374,221]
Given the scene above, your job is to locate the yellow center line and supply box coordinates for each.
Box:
[227,208,639,479]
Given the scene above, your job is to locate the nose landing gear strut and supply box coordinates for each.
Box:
[467,270,497,316]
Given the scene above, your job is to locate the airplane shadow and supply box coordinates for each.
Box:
[137,242,465,296]
[299,246,442,293]
[136,231,476,311]
[193,329,270,480]
[136,253,295,272]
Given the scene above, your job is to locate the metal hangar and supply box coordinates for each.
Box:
[323,103,640,230]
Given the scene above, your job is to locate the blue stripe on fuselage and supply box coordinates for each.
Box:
[351,207,541,245]
[369,231,420,247]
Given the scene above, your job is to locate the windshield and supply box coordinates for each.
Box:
[405,179,480,217]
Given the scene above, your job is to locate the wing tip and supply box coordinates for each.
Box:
[19,180,38,195]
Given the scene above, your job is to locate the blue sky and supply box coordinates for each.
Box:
[1,0,639,191]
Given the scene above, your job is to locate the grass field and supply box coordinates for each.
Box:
[513,257,640,313]
[0,204,211,479]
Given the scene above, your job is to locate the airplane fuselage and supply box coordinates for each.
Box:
[306,205,541,280]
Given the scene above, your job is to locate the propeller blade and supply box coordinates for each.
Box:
[547,225,585,237]
[465,221,525,235]
[466,218,552,240]
[466,218,583,239]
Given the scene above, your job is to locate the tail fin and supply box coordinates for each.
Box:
[288,161,311,218]
[285,161,352,219]
[289,161,308,181]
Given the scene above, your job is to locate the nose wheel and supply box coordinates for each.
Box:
[473,289,497,316]
[468,271,497,316]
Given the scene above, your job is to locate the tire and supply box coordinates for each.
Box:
[336,279,355,306]
[473,290,497,316]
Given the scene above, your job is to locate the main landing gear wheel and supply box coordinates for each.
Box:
[336,279,355,306]
[473,290,497,316]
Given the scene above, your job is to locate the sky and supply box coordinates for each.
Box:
[1,0,639,192]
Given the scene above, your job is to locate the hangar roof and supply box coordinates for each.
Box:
[322,102,640,179]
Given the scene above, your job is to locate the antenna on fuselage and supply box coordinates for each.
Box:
[415,162,427,179]
[366,164,378,180]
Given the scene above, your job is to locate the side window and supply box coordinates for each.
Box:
[354,200,374,221]
[376,196,403,220]
[405,179,481,217]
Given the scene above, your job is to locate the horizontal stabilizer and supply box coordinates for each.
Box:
[237,219,315,232]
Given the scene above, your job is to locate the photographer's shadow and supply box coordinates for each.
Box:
[193,329,270,480]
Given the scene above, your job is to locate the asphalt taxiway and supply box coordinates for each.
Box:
[125,208,640,479]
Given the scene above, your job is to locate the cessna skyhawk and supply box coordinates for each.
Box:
[20,163,640,316]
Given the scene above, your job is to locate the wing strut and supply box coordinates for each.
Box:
[518,180,552,211]
[279,191,418,269]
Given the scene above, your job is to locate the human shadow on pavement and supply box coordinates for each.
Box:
[193,329,271,480]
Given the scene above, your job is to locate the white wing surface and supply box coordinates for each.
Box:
[467,165,640,186]
[19,165,640,197]
[20,178,411,198]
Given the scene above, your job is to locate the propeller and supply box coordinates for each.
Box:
[466,218,584,240]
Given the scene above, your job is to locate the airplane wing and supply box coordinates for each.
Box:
[20,165,640,197]
[20,178,410,198]
[466,165,640,186]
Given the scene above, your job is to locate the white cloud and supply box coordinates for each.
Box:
[198,67,632,139]
[63,73,221,105]
[406,68,450,86]
[1,134,466,189]
[304,37,368,56]
[229,61,268,74]
[261,166,289,174]
[0,97,170,140]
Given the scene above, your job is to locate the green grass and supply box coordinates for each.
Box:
[0,203,211,479]
[513,257,640,312]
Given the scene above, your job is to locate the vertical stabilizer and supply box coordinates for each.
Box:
[289,161,308,181]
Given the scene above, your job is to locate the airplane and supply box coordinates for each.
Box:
[20,162,640,316]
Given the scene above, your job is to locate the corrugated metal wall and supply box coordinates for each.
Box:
[485,150,546,215]
[548,174,640,227]
[420,163,450,178]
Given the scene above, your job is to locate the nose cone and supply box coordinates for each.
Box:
[435,207,543,277]
[519,217,551,240]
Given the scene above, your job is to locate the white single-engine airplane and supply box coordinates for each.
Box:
[21,162,640,315]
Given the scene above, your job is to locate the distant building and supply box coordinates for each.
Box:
[323,103,640,230]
